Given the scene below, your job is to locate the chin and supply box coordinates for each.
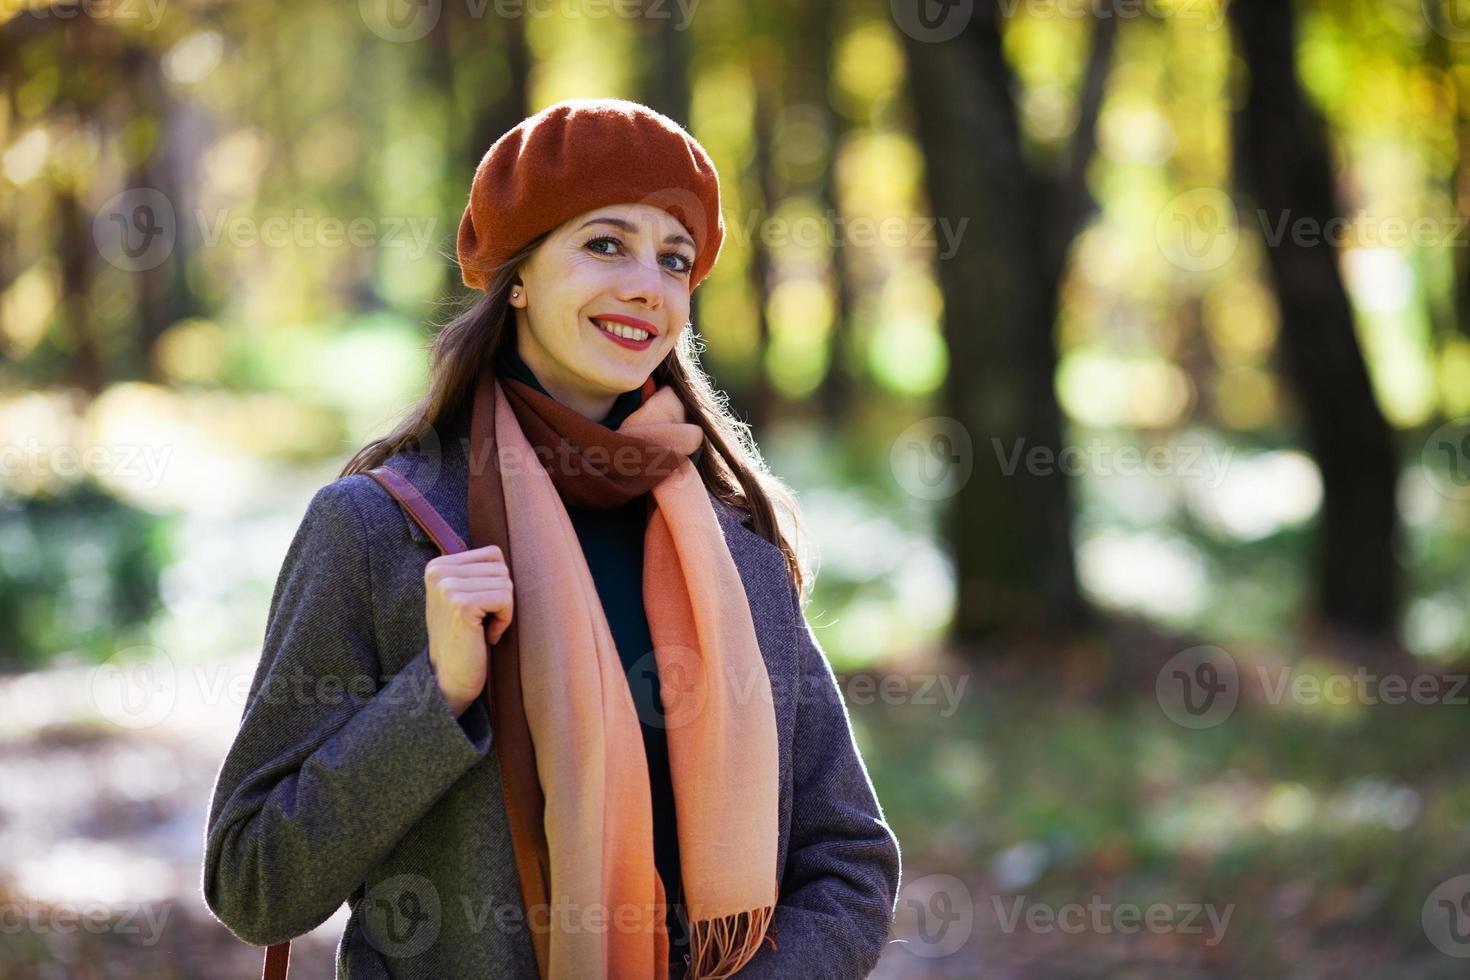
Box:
[611,365,653,392]
[590,347,657,381]
[583,359,648,394]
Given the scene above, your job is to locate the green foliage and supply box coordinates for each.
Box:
[858,678,1470,974]
[0,483,172,672]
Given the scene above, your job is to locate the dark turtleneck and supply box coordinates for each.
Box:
[494,346,690,962]
[495,345,647,429]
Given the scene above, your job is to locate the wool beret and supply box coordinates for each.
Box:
[456,97,725,292]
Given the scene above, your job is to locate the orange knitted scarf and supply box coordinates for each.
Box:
[466,367,780,978]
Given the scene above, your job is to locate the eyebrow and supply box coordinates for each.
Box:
[575,215,696,252]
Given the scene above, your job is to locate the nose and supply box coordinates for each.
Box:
[614,248,666,311]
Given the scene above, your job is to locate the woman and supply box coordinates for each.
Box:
[203,98,901,979]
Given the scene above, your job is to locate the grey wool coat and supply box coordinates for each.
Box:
[201,413,903,978]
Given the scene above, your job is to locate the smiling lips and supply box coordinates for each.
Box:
[591,314,657,351]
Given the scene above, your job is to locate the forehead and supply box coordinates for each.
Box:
[561,203,693,242]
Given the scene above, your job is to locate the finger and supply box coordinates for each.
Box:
[431,544,504,565]
[454,589,513,616]
[456,560,511,577]
[439,576,513,593]
[433,556,509,576]
[426,557,508,584]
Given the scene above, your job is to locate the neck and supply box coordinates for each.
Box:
[512,330,618,422]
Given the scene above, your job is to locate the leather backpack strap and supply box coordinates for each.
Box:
[366,464,468,554]
[366,463,551,976]
[262,940,289,980]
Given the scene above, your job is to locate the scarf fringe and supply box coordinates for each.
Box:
[686,904,778,979]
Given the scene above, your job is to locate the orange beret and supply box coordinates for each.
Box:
[456,98,725,292]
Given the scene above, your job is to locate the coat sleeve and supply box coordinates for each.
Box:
[201,479,494,947]
[735,577,903,979]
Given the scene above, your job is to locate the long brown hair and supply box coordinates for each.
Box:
[340,235,811,600]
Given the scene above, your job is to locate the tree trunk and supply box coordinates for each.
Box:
[788,1,856,427]
[124,41,203,373]
[739,67,779,436]
[441,5,531,300]
[636,8,707,367]
[56,188,104,395]
[638,2,691,126]
[1424,15,1470,347]
[1230,0,1400,640]
[900,1,1109,645]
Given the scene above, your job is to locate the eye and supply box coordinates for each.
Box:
[584,235,694,276]
[584,235,621,256]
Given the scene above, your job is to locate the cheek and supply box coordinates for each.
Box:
[550,278,601,342]
[661,323,685,355]
[571,255,623,293]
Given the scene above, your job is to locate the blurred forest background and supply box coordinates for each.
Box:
[3,0,1470,976]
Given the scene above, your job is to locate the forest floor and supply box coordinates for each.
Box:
[1,615,1467,979]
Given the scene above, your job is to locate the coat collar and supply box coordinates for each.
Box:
[380,413,754,551]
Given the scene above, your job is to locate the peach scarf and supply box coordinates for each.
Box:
[470,369,780,979]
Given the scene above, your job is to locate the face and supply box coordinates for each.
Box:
[509,202,696,415]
